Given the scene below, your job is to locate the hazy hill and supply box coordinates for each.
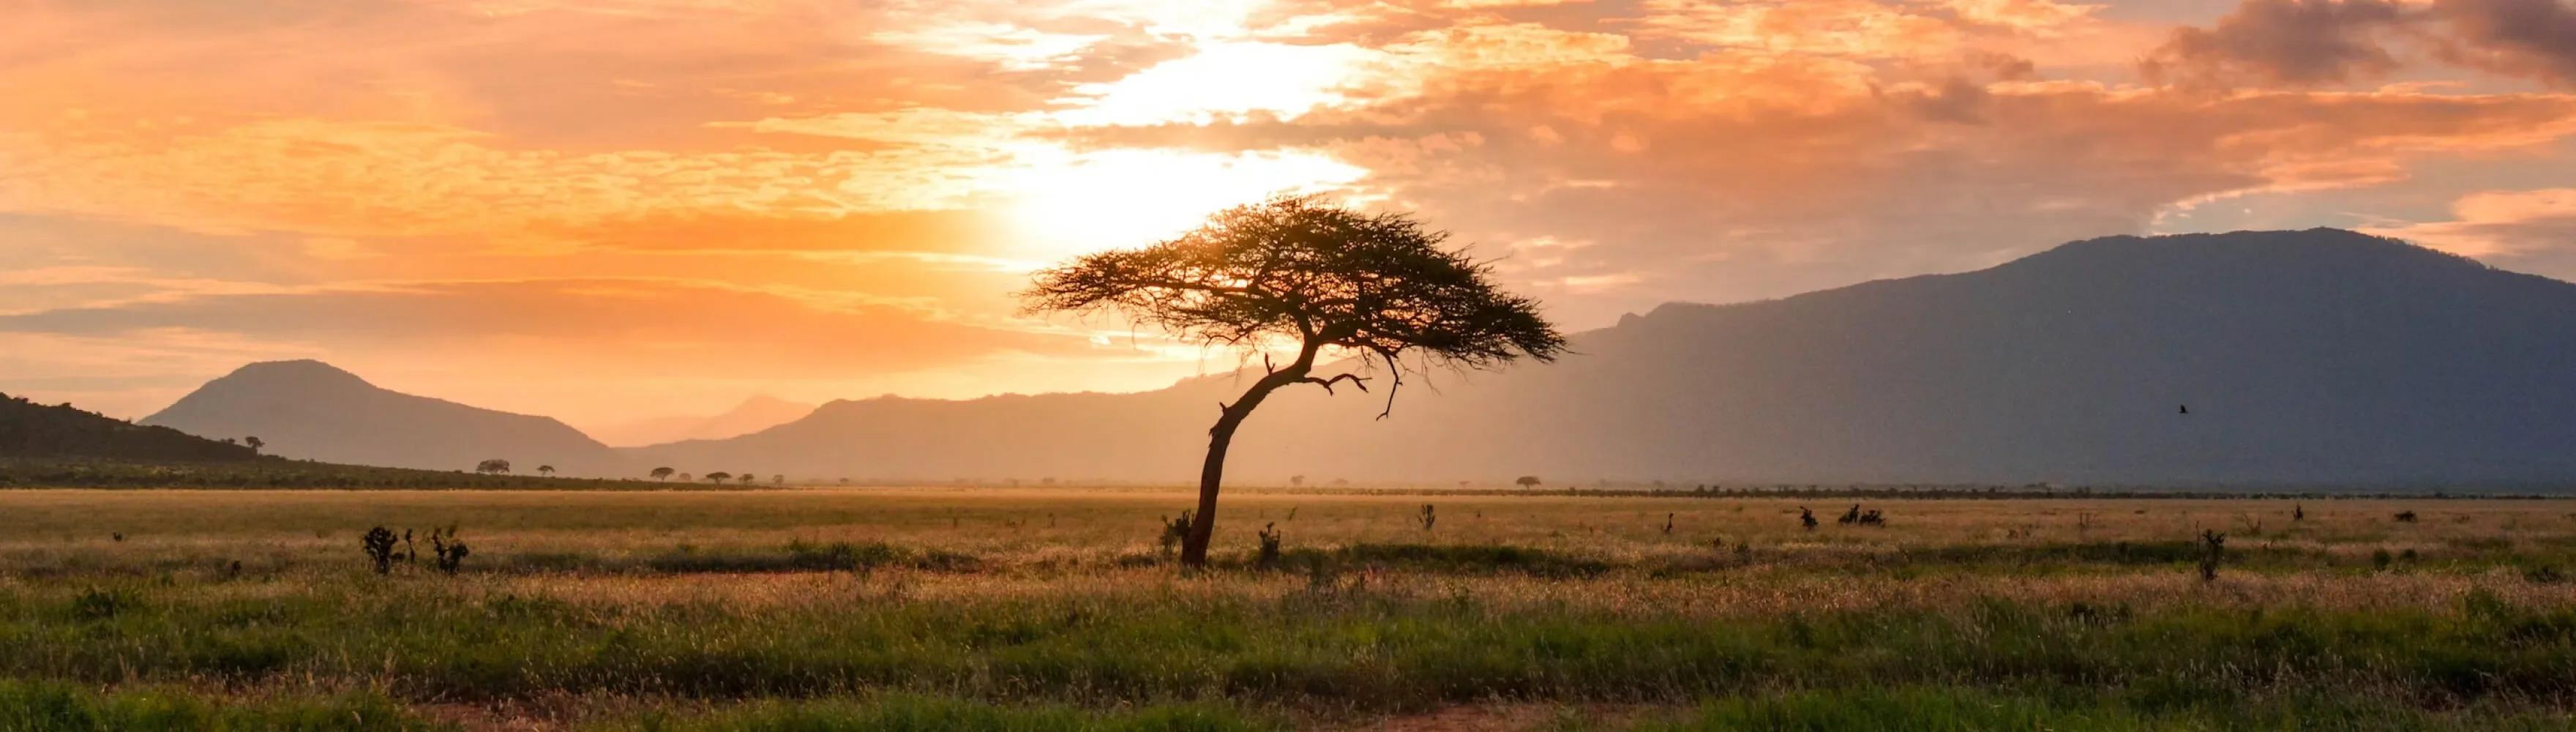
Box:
[629,229,2576,488]
[0,392,257,462]
[142,360,627,475]
[583,395,815,447]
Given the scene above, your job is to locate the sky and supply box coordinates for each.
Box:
[4,0,2575,432]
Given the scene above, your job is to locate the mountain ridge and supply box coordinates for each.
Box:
[142,360,627,475]
[116,228,2576,488]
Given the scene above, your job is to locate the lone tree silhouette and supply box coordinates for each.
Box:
[536,465,555,477]
[650,466,675,482]
[474,458,511,475]
[1023,195,1564,566]
[1515,475,1543,489]
[243,436,263,455]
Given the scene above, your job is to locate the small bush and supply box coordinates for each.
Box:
[429,525,470,576]
[1158,511,1194,554]
[1256,523,1283,570]
[359,526,398,575]
[2196,530,2225,583]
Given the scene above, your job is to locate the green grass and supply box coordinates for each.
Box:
[607,695,1270,732]
[0,680,434,731]
[3,575,2574,711]
[1651,685,2576,731]
[2,489,2575,728]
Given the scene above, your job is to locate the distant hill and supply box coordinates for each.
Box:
[125,229,2576,488]
[583,395,815,447]
[0,392,257,462]
[627,229,2576,488]
[141,360,628,476]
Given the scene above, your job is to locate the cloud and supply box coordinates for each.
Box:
[1056,18,2576,315]
[2434,0,2576,87]
[0,277,1080,371]
[2362,187,2576,261]
[2142,0,2576,89]
[2141,0,2411,88]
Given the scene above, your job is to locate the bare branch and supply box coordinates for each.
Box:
[1295,373,1369,395]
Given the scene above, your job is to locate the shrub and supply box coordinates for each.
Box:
[2197,530,2225,582]
[2395,511,2419,523]
[429,524,469,576]
[1256,523,1283,570]
[360,526,398,575]
[1158,511,1194,554]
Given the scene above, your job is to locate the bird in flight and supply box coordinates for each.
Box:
[2179,404,2190,415]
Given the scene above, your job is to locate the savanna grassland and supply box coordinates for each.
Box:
[4,488,2575,731]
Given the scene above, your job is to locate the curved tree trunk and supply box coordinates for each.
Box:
[1180,365,1311,567]
[1181,410,1247,567]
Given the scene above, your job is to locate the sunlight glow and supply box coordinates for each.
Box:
[1049,41,1379,126]
[995,147,1369,258]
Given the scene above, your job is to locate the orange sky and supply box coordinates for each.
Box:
[6,0,2576,432]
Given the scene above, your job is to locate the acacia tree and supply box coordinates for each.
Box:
[651,466,675,482]
[1023,195,1565,566]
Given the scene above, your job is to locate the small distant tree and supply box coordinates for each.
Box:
[243,436,264,454]
[772,474,785,486]
[475,459,512,475]
[651,466,675,482]
[1515,475,1542,489]
[1289,474,1306,488]
[536,465,555,477]
[705,471,732,484]
[738,472,757,485]
[1022,195,1565,567]
[676,473,692,482]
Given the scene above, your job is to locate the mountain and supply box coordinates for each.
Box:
[629,229,2576,488]
[142,360,627,475]
[1,392,258,462]
[583,395,815,447]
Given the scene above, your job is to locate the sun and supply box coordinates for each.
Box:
[993,146,1369,260]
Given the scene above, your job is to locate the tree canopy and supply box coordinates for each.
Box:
[1023,194,1565,417]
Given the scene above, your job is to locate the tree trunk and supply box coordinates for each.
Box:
[1177,337,1329,567]
[1180,410,1246,567]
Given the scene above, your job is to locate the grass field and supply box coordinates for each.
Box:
[3,488,2574,730]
